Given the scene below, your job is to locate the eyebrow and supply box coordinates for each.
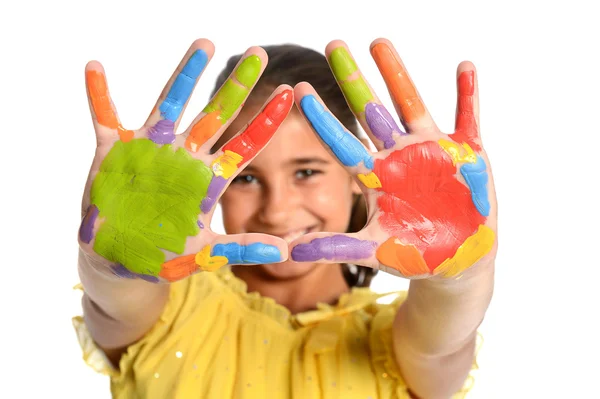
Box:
[288,157,330,166]
[243,157,330,172]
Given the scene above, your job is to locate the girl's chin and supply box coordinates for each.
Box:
[259,259,317,280]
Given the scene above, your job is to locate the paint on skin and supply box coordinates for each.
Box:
[185,112,222,152]
[328,47,374,115]
[460,155,490,216]
[374,141,488,270]
[159,49,208,122]
[212,150,244,179]
[212,242,281,264]
[357,172,382,188]
[200,176,227,214]
[111,263,160,283]
[158,242,281,281]
[438,139,477,165]
[147,119,176,145]
[185,55,262,152]
[79,204,99,243]
[376,238,430,277]
[197,220,204,229]
[195,245,229,271]
[200,90,294,213]
[301,95,374,169]
[223,90,294,162]
[91,139,212,276]
[159,254,196,281]
[86,70,134,142]
[365,103,404,148]
[370,43,426,124]
[438,139,490,216]
[291,235,377,262]
[453,71,481,151]
[434,225,494,277]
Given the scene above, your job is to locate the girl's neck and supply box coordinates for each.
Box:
[231,264,350,314]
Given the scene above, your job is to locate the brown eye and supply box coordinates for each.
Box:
[295,169,321,179]
[231,174,258,185]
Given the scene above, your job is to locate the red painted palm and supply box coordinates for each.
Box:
[291,40,497,279]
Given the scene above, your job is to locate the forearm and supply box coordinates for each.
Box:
[78,248,169,349]
[392,261,494,398]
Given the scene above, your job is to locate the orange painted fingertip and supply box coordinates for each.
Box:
[86,70,119,129]
[370,43,425,123]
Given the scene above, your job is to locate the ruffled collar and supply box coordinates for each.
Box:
[214,267,403,329]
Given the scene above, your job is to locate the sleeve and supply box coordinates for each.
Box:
[367,294,482,399]
[71,273,210,379]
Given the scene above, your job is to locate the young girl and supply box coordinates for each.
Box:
[74,38,496,399]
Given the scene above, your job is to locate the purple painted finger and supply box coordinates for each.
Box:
[291,235,377,262]
[365,103,406,149]
[79,204,99,243]
[200,176,227,213]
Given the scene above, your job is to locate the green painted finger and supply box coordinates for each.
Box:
[329,47,374,115]
[202,55,262,123]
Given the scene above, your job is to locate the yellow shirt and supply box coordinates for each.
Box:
[73,268,478,398]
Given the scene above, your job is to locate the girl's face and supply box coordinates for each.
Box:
[219,107,360,280]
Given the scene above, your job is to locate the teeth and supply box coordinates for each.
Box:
[282,228,309,243]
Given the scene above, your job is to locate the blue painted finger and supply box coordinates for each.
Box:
[300,95,374,170]
[212,242,282,264]
[159,49,209,121]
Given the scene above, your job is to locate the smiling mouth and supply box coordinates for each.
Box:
[275,225,318,244]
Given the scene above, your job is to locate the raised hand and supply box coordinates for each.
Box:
[79,40,293,283]
[291,39,497,279]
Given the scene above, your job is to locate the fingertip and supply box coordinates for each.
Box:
[325,39,348,57]
[190,38,215,59]
[245,45,269,65]
[85,60,104,72]
[457,60,477,75]
[274,84,294,95]
[370,37,393,52]
[293,82,316,101]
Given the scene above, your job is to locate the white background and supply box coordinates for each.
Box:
[1,0,599,397]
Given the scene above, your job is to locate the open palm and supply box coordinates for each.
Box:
[78,40,292,283]
[291,39,497,279]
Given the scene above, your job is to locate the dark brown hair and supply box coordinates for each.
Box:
[211,44,377,288]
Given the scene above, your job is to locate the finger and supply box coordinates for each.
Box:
[290,232,378,267]
[158,234,287,282]
[183,47,267,153]
[452,61,482,151]
[294,82,382,190]
[199,86,294,214]
[144,39,213,144]
[370,38,436,132]
[325,40,406,150]
[85,61,134,142]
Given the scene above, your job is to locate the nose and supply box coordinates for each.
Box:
[258,178,301,226]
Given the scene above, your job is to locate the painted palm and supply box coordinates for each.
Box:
[291,41,497,279]
[79,41,292,283]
